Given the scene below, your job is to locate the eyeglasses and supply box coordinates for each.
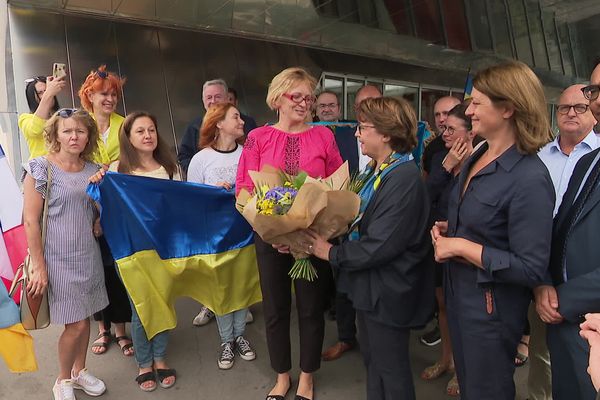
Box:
[95,70,108,79]
[282,93,316,106]
[442,125,467,135]
[357,124,375,133]
[582,85,600,101]
[25,76,46,84]
[317,103,338,110]
[57,108,88,118]
[556,104,590,115]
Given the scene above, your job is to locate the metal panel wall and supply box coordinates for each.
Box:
[6,6,474,165]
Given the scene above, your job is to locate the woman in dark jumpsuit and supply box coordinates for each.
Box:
[431,61,554,399]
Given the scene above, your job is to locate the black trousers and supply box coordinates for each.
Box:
[335,290,357,344]
[357,311,415,400]
[547,321,597,400]
[93,237,132,326]
[254,235,333,373]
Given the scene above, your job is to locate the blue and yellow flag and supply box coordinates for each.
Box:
[463,70,474,101]
[88,173,261,339]
[0,283,38,373]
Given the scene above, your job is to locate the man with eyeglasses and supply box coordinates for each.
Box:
[178,79,229,174]
[584,63,600,123]
[529,84,599,400]
[534,64,600,400]
[315,90,360,175]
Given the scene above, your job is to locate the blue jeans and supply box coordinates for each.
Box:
[215,308,248,343]
[130,299,169,368]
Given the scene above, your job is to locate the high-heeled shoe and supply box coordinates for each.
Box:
[265,377,292,400]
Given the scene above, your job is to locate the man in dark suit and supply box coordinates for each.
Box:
[534,62,600,400]
[320,85,381,361]
[178,79,229,174]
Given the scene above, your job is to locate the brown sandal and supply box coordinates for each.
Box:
[90,331,112,355]
[446,373,460,397]
[116,335,134,357]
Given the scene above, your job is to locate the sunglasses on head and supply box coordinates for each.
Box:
[25,76,46,84]
[94,70,108,79]
[57,108,89,118]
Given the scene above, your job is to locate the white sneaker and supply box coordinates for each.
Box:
[53,379,76,400]
[71,368,106,396]
[192,306,215,326]
[235,336,256,361]
[218,341,235,370]
[245,310,254,324]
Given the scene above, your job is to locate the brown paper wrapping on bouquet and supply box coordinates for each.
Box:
[237,162,361,252]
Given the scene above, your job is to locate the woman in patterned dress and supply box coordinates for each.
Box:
[23,108,108,400]
[235,67,343,400]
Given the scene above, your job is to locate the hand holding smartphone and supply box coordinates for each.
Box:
[52,63,66,80]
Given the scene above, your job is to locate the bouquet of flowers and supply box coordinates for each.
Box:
[236,162,360,281]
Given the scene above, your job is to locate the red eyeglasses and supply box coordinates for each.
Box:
[282,93,316,105]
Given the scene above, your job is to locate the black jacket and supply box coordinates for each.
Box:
[329,161,434,329]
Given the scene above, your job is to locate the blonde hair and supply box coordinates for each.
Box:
[357,97,418,154]
[44,109,99,161]
[474,61,552,154]
[266,67,317,110]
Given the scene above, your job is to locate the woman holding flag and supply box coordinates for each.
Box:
[24,108,108,400]
[78,65,135,359]
[91,111,179,392]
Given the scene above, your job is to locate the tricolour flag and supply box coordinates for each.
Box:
[0,145,27,295]
[88,173,261,339]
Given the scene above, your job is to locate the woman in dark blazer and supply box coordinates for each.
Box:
[431,61,554,399]
[304,96,434,400]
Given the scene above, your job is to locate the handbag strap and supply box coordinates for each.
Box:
[41,160,52,246]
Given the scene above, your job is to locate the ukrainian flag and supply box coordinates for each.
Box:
[0,283,38,373]
[88,173,260,339]
[463,70,474,101]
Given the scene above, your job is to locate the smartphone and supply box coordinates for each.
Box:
[53,63,66,80]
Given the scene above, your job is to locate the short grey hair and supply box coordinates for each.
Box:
[203,79,228,95]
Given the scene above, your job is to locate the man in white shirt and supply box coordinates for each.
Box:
[539,84,600,215]
[528,84,598,400]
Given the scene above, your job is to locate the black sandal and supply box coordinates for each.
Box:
[90,331,112,355]
[135,371,157,392]
[115,335,134,357]
[156,368,176,389]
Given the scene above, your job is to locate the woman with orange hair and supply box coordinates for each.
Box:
[78,65,126,165]
[187,103,257,371]
[78,65,133,359]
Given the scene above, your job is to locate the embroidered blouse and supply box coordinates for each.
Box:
[235,125,343,194]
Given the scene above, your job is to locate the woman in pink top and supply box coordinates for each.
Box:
[236,67,342,400]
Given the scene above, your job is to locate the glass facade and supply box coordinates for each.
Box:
[312,0,590,80]
[320,72,456,124]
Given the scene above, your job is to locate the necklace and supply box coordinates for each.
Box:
[52,155,84,172]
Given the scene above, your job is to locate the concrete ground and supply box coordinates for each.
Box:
[0,298,528,399]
